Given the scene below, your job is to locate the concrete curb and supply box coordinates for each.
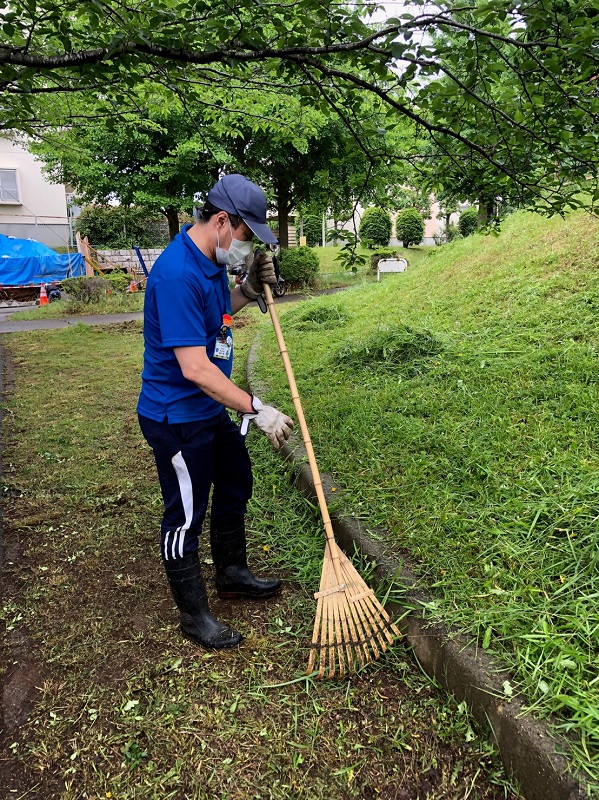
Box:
[247,336,588,800]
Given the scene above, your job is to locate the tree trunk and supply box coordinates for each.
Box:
[477,196,495,227]
[166,207,180,241]
[276,189,291,249]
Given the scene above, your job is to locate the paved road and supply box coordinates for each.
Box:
[0,288,346,334]
[0,311,144,333]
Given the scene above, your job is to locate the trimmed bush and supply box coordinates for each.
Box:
[459,208,479,237]
[278,246,319,287]
[106,270,132,293]
[448,223,460,241]
[301,214,323,247]
[396,208,424,248]
[61,276,109,303]
[359,208,392,247]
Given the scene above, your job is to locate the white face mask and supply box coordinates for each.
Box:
[215,222,253,265]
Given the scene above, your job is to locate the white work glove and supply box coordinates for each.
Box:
[241,252,277,300]
[239,395,294,449]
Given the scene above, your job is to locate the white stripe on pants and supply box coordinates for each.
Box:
[163,451,194,560]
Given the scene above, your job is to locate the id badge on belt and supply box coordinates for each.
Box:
[213,314,233,360]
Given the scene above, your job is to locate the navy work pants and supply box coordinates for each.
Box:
[138,410,253,561]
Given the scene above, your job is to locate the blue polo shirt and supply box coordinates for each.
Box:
[137,224,233,423]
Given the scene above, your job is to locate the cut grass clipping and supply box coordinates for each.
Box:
[252,207,599,794]
[0,319,519,799]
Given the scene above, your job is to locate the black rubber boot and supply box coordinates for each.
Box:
[163,553,243,649]
[210,520,282,600]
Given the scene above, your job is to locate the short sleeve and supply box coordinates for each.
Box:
[154,276,207,347]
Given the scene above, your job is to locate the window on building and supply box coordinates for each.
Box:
[0,169,20,203]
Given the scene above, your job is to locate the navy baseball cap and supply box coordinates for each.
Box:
[207,174,278,245]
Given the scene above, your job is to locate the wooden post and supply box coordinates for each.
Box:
[76,232,94,276]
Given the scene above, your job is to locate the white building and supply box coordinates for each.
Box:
[0,136,70,248]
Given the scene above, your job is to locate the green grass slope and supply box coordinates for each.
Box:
[254,209,599,790]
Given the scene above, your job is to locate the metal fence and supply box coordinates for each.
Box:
[0,214,73,249]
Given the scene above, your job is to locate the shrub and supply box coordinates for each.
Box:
[278,246,319,287]
[396,208,424,248]
[359,208,392,247]
[369,248,400,274]
[459,208,479,237]
[301,214,323,247]
[448,223,460,241]
[61,276,109,303]
[106,270,132,293]
[433,224,460,246]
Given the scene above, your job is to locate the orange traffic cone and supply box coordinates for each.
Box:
[39,283,49,306]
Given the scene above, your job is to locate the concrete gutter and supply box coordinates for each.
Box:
[247,337,588,800]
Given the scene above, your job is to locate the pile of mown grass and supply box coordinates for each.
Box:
[253,208,599,791]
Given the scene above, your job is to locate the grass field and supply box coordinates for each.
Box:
[0,321,518,798]
[252,209,599,791]
[8,291,145,320]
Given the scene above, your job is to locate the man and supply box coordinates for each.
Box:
[138,174,294,650]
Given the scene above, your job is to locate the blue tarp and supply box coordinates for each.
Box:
[0,234,85,286]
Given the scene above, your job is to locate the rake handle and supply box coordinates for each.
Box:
[263,283,344,584]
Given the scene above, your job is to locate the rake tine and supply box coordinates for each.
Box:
[327,595,336,679]
[351,594,380,664]
[342,552,400,647]
[318,558,332,679]
[345,586,373,668]
[364,593,400,647]
[330,581,346,678]
[306,594,323,675]
[307,547,328,675]
[339,555,380,664]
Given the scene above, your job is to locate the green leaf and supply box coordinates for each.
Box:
[482,626,492,649]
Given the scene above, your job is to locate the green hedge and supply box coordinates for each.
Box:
[359,208,392,247]
[396,208,424,248]
[459,208,479,237]
[61,276,109,303]
[278,246,320,287]
[301,214,323,247]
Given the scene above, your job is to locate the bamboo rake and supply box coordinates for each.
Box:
[263,283,401,678]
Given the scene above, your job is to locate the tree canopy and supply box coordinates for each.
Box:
[1,0,598,217]
[29,88,412,243]
[31,106,219,239]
